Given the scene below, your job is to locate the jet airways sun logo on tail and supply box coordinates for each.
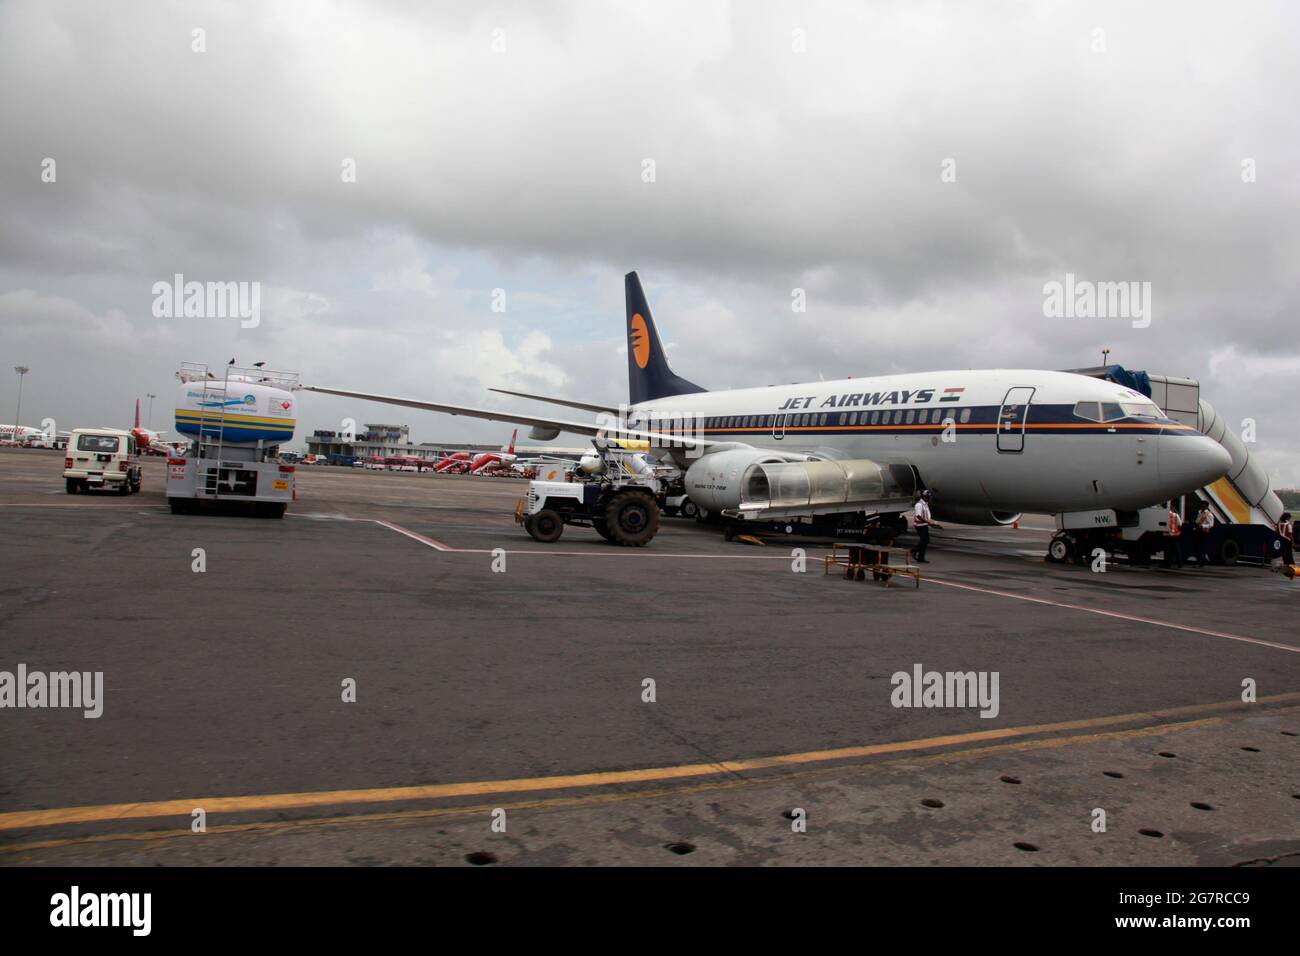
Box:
[630,314,651,369]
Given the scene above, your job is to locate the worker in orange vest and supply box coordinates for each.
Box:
[1163,502,1183,568]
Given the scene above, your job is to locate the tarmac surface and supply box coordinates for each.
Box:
[1,446,1297,866]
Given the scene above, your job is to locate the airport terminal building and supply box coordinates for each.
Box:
[304,423,582,463]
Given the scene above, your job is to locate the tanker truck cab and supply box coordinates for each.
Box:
[64,428,142,495]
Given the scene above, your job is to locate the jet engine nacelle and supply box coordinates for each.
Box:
[929,504,1022,526]
[685,448,916,516]
[684,448,793,513]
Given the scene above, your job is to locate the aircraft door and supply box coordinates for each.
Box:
[772,414,786,440]
[996,386,1035,453]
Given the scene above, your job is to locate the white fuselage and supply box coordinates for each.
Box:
[629,369,1230,514]
[2,424,46,441]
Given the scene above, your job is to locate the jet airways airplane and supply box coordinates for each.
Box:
[306,272,1231,525]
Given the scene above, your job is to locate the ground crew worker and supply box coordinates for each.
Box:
[1188,501,1216,567]
[1162,501,1183,568]
[847,517,868,581]
[911,489,939,563]
[1278,511,1295,565]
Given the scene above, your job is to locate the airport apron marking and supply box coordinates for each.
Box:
[371,518,793,559]
[927,576,1300,654]
[1,693,1294,835]
[0,714,1234,854]
[372,518,455,551]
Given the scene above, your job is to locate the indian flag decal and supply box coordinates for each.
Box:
[939,387,965,402]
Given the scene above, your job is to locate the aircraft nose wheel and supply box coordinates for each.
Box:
[1048,535,1073,563]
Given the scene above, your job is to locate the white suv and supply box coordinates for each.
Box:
[64,428,142,495]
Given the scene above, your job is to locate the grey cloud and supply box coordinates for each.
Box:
[1,0,1297,479]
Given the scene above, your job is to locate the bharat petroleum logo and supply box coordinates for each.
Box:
[630,313,651,369]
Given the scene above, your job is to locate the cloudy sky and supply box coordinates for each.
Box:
[2,1,1297,483]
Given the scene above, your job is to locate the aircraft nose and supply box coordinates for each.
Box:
[1158,433,1232,490]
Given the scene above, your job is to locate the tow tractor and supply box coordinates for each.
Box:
[516,441,663,545]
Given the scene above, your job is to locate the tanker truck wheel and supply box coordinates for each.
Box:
[604,490,659,547]
[679,497,699,520]
[525,508,564,543]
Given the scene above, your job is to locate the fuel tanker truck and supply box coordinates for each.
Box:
[166,362,299,517]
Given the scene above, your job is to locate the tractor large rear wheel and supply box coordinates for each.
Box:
[603,491,659,547]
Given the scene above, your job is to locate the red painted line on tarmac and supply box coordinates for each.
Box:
[926,575,1300,655]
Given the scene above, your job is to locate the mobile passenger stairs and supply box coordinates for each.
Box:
[166,362,300,518]
[1049,366,1292,575]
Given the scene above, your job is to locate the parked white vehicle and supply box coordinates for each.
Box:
[64,428,142,495]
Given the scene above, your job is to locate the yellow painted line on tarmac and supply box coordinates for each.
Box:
[2,693,1294,835]
[0,713,1232,856]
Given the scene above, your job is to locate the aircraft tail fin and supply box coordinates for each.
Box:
[625,271,706,405]
[508,428,517,455]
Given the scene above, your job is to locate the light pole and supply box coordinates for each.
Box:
[13,366,29,443]
[146,392,157,430]
[1101,348,1110,367]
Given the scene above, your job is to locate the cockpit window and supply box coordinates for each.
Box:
[1120,400,1161,418]
[1074,399,1165,423]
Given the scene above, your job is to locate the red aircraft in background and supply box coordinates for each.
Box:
[430,430,518,474]
[468,429,520,474]
[130,399,180,455]
[429,429,572,477]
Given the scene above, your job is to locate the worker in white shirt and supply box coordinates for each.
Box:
[1277,512,1294,565]
[1188,501,1216,567]
[911,489,940,563]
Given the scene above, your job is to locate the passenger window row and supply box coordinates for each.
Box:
[697,407,973,429]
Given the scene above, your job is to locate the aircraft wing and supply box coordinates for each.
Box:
[487,387,620,415]
[303,385,718,450]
